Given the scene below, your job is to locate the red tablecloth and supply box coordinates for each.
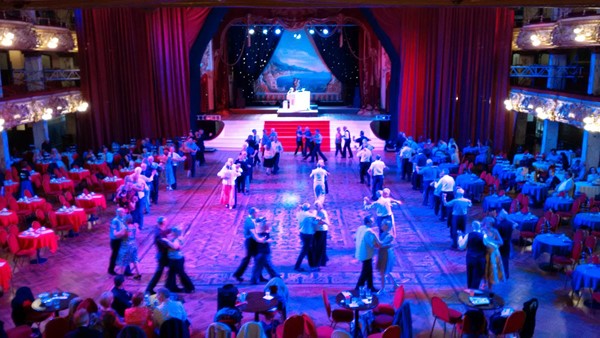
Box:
[35,162,50,174]
[0,211,18,227]
[0,259,11,290]
[118,169,135,178]
[75,195,107,209]
[18,229,58,253]
[68,170,91,181]
[56,209,87,232]
[102,178,124,193]
[30,172,42,187]
[49,180,75,193]
[4,182,19,196]
[88,162,111,176]
[17,197,46,212]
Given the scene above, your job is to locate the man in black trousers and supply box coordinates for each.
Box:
[233,207,262,282]
[495,210,517,279]
[108,208,127,275]
[355,216,381,292]
[458,220,491,289]
[145,216,172,294]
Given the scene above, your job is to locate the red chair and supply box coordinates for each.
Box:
[7,224,19,236]
[35,209,46,225]
[0,228,8,253]
[322,290,353,328]
[47,211,73,237]
[573,229,586,244]
[7,234,36,270]
[58,195,70,208]
[430,296,462,337]
[367,325,401,338]
[584,236,597,255]
[5,169,12,181]
[303,313,335,338]
[6,325,33,338]
[0,196,6,210]
[373,285,405,330]
[551,241,582,270]
[23,190,32,198]
[520,206,529,214]
[31,221,41,230]
[113,168,121,177]
[520,217,544,242]
[41,179,61,202]
[556,200,581,225]
[480,171,487,180]
[456,311,487,337]
[275,315,305,338]
[493,310,526,336]
[42,317,70,338]
[509,199,520,214]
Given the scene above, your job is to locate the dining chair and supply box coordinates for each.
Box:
[430,296,462,337]
[322,289,353,328]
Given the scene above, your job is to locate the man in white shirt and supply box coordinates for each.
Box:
[342,126,353,158]
[364,188,401,235]
[443,188,472,249]
[368,155,387,200]
[555,171,575,198]
[153,288,189,328]
[310,160,329,201]
[294,203,319,272]
[357,145,372,186]
[434,169,455,223]
[400,144,414,181]
[355,216,381,292]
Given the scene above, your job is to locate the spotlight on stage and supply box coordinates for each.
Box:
[262,28,268,35]
[248,27,255,35]
[275,28,282,35]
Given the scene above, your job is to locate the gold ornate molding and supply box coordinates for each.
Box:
[0,90,84,130]
[553,16,600,47]
[0,19,76,52]
[516,23,555,50]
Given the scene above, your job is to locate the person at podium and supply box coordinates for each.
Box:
[291,78,300,92]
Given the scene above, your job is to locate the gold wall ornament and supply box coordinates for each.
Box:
[516,23,555,50]
[0,20,37,50]
[0,90,82,129]
[552,16,600,47]
[35,26,75,51]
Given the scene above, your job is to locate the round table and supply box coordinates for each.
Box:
[483,195,512,212]
[532,161,551,172]
[544,197,574,212]
[17,197,46,213]
[49,179,75,193]
[75,195,107,209]
[572,213,600,232]
[0,210,18,227]
[0,258,11,290]
[571,264,600,293]
[102,178,124,194]
[336,290,379,338]
[521,182,549,205]
[18,229,58,264]
[118,169,135,178]
[56,208,88,232]
[532,233,573,271]
[68,169,91,181]
[576,182,600,198]
[507,212,539,232]
[458,289,504,311]
[456,174,485,202]
[32,292,78,316]
[237,291,279,322]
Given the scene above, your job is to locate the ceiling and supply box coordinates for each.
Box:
[0,0,598,10]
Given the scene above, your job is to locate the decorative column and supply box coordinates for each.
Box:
[24,54,44,92]
[546,53,567,91]
[541,119,559,154]
[32,121,49,150]
[513,112,528,147]
[582,130,600,169]
[0,131,10,169]
[588,49,600,96]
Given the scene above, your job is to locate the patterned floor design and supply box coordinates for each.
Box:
[0,150,598,337]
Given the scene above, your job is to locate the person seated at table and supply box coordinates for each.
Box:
[458,221,495,289]
[554,171,575,198]
[98,291,125,337]
[152,288,189,329]
[10,286,52,327]
[111,275,132,317]
[545,168,561,191]
[65,297,83,330]
[18,161,33,198]
[76,298,101,329]
[570,159,585,181]
[65,308,102,338]
[586,167,600,184]
[124,292,153,337]
[546,149,561,164]
[214,304,243,332]
[264,277,289,321]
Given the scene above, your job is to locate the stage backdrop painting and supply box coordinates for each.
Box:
[251,29,343,105]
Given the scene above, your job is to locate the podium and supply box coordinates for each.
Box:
[286,91,311,111]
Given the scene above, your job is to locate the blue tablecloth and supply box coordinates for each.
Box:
[483,195,512,212]
[572,213,600,231]
[507,212,539,232]
[456,174,485,202]
[571,264,600,292]
[532,233,573,259]
[532,161,552,171]
[522,182,549,205]
[544,197,574,212]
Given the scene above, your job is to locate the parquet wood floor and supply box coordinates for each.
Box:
[1,150,597,337]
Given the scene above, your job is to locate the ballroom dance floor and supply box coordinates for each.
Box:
[0,150,597,337]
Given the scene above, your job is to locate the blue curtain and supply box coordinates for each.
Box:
[228,26,281,103]
[311,26,359,104]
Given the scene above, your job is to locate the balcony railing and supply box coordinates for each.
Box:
[12,69,80,85]
[510,65,584,79]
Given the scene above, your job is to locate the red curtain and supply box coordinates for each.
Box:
[76,8,210,149]
[370,8,514,150]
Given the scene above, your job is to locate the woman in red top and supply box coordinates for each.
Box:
[124,292,153,337]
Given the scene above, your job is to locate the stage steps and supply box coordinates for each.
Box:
[264,120,330,151]
[205,118,385,154]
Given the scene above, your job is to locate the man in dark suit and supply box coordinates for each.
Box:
[111,275,132,317]
[458,221,491,289]
[65,309,101,338]
[145,216,172,294]
[495,210,517,279]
